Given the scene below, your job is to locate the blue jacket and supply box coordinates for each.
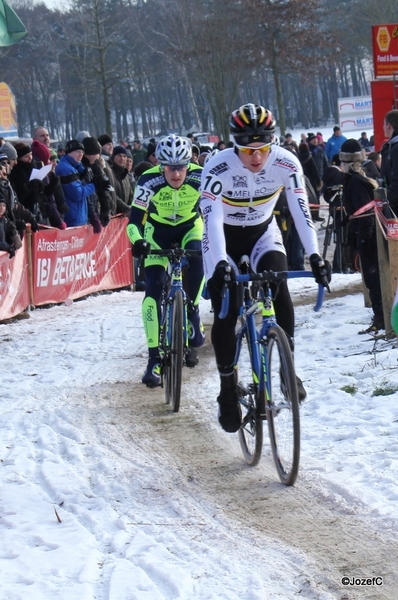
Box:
[56,155,96,227]
[325,134,347,162]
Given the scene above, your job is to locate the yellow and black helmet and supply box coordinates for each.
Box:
[229,103,276,145]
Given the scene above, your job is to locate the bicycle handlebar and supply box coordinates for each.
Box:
[219,270,325,319]
[149,248,202,258]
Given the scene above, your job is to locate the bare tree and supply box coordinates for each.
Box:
[137,0,256,141]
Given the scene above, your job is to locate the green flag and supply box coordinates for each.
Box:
[0,0,27,47]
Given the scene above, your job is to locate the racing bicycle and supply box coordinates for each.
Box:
[220,258,324,486]
[150,247,202,413]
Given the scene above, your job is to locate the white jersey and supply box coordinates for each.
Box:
[200,146,320,278]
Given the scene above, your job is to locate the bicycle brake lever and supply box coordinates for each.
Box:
[219,285,230,319]
[322,278,331,294]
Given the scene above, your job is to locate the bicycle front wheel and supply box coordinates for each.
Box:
[266,325,300,486]
[165,289,184,413]
[237,327,263,466]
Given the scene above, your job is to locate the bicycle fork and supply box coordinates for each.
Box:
[159,293,189,364]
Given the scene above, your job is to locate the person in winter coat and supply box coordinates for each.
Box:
[97,134,114,163]
[9,143,65,228]
[0,141,18,171]
[32,126,69,222]
[131,140,147,165]
[282,133,299,153]
[109,146,132,212]
[0,153,39,237]
[307,133,329,181]
[362,152,381,180]
[298,142,322,220]
[322,154,351,273]
[340,139,383,333]
[325,126,347,162]
[358,132,371,152]
[56,140,108,230]
[381,109,398,214]
[0,195,21,258]
[81,137,112,231]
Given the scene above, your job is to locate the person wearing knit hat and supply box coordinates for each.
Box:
[75,130,91,143]
[15,143,32,161]
[109,145,132,210]
[97,133,113,146]
[145,142,158,166]
[82,137,101,157]
[339,138,365,165]
[112,145,128,158]
[0,141,17,163]
[11,142,66,230]
[191,144,200,164]
[339,138,383,333]
[31,139,51,165]
[64,139,84,154]
[49,149,58,165]
[97,134,113,162]
[56,138,99,229]
[80,138,112,230]
[9,142,45,219]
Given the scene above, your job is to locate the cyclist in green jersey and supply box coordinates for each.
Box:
[127,135,205,387]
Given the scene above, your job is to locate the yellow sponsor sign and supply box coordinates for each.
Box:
[0,82,17,135]
[376,27,390,52]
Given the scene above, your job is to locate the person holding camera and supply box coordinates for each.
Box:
[56,140,111,232]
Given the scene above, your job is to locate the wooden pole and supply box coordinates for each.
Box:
[25,224,35,309]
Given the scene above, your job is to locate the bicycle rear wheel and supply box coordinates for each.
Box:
[165,289,184,412]
[237,327,263,466]
[266,325,300,486]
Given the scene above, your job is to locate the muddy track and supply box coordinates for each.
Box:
[81,316,397,600]
[293,279,364,307]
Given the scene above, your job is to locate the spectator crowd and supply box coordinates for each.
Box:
[1,114,397,338]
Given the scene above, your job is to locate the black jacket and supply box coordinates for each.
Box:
[342,170,376,239]
[298,149,322,193]
[381,132,398,212]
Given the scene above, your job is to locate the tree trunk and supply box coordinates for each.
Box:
[271,33,285,136]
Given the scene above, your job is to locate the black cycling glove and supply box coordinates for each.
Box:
[310,253,332,290]
[212,260,236,288]
[134,239,150,259]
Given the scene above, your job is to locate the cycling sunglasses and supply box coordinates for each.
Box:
[235,143,272,155]
[162,164,188,172]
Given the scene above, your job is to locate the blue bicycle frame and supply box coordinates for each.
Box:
[159,253,189,357]
[225,271,324,415]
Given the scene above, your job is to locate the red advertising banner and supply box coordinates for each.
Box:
[0,239,30,321]
[372,24,398,78]
[370,79,395,151]
[31,216,133,306]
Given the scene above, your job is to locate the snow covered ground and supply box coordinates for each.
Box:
[1,273,398,599]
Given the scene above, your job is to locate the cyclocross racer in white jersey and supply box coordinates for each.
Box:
[201,103,331,433]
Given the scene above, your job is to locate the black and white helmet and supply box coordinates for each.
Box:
[155,134,192,166]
